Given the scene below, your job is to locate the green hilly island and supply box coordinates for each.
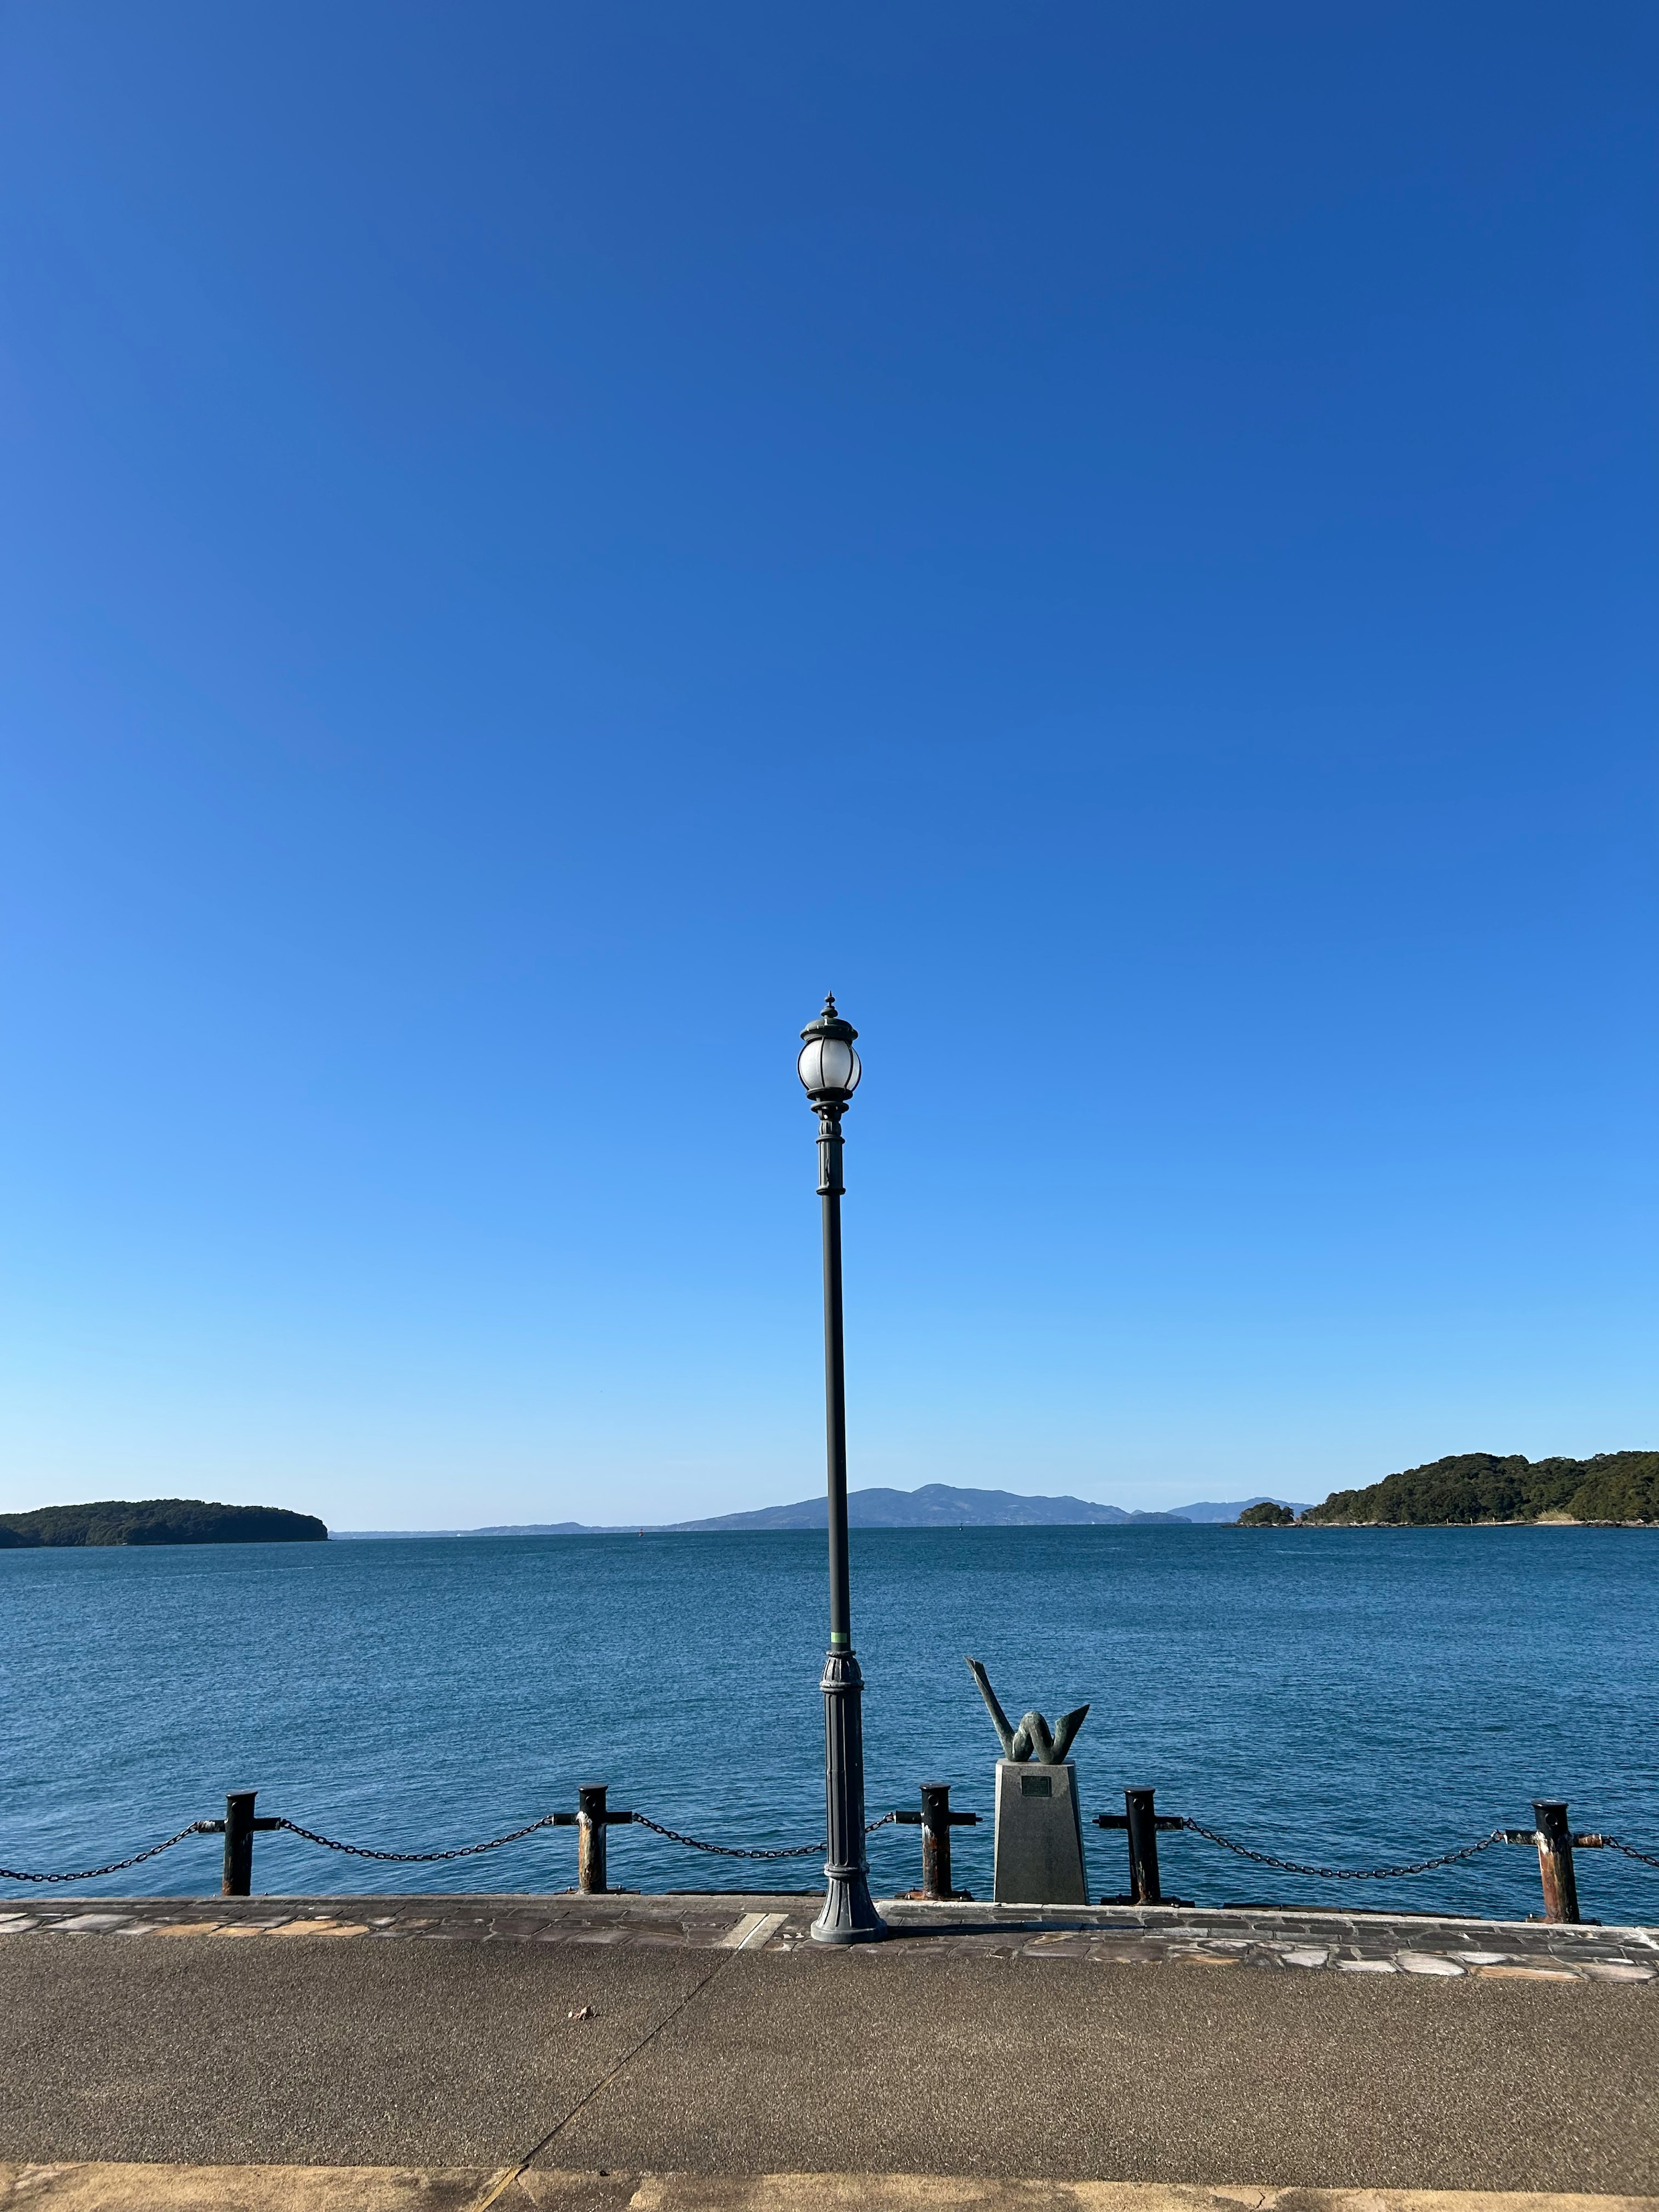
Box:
[0,1499,327,1548]
[1294,1451,1659,1527]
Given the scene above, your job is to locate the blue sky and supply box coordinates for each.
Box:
[1,3,1653,1527]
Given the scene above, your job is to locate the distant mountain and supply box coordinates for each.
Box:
[332,1522,620,1538]
[333,1484,1193,1538]
[668,1484,1186,1531]
[327,1462,1659,1541]
[1169,1497,1312,1524]
[472,1522,604,1535]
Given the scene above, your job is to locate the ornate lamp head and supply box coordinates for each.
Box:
[798,993,861,1107]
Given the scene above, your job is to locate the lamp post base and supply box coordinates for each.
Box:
[811,1647,886,1945]
[811,1868,885,1944]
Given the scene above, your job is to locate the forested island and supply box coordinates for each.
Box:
[0,1500,328,1548]
[1245,1452,1659,1527]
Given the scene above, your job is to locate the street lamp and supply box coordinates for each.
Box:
[798,993,885,1944]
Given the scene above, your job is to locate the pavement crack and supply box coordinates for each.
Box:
[468,1949,737,2211]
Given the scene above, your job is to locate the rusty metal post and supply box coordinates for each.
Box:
[919,1783,953,1900]
[1533,1799,1580,1924]
[918,1783,979,1900]
[578,1784,608,1895]
[1125,1787,1163,1905]
[221,1791,257,1897]
[894,1785,977,1900]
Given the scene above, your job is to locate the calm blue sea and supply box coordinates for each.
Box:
[2,1526,1656,1921]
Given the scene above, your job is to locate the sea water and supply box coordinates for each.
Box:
[2,1524,1655,1921]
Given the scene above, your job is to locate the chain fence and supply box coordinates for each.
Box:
[630,1816,823,1861]
[630,1810,898,1860]
[0,1821,219,1885]
[268,1813,568,1865]
[3,1801,1656,1893]
[1597,1835,1659,1871]
[1170,1817,1512,1881]
[0,1806,902,1882]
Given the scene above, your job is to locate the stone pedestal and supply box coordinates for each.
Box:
[992,1759,1087,1905]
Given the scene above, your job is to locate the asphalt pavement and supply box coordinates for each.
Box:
[0,1903,1653,2194]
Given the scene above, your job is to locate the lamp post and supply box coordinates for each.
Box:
[798,994,885,1945]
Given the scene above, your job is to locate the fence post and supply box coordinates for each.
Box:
[917,1782,980,1900]
[221,1791,257,1897]
[578,1784,608,1895]
[1125,1787,1163,1905]
[1533,1799,1580,1924]
[918,1783,951,1899]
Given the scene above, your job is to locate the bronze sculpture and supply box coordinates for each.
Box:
[965,1656,1089,1765]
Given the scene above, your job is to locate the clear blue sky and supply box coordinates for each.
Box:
[1,3,1653,1527]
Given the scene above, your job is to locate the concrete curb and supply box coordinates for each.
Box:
[3,2171,1657,2212]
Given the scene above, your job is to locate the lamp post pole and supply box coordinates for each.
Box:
[798,995,884,1945]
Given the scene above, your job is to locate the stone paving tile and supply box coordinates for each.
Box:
[0,1891,1654,1982]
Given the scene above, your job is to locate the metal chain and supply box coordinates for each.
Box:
[270,1813,564,1864]
[1175,1818,1509,1881]
[1595,1836,1659,1870]
[3,1805,908,1884]
[628,1810,899,1860]
[0,1821,217,1885]
[628,1815,823,1859]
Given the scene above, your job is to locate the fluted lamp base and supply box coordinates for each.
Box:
[811,1868,886,1944]
[811,1647,886,1945]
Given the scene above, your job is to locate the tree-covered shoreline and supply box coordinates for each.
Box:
[0,1499,328,1548]
[1243,1452,1659,1527]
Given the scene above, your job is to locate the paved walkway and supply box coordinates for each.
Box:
[4,1888,1654,1978]
[0,1894,1653,2199]
[1,2171,1656,2212]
